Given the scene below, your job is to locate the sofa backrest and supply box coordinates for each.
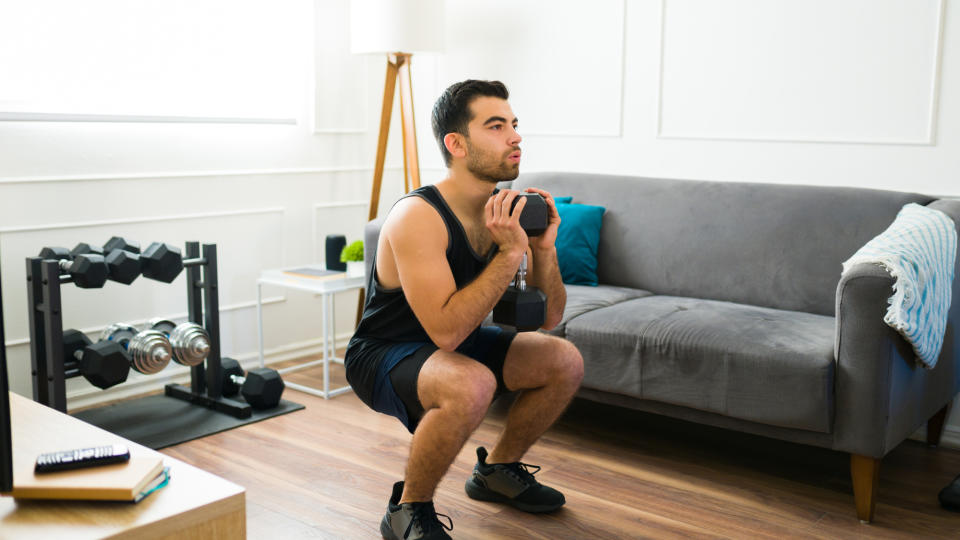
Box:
[508,172,934,316]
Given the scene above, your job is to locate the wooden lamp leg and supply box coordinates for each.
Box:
[397,53,421,191]
[368,56,400,222]
[850,454,880,523]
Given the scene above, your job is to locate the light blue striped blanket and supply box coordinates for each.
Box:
[842,203,957,369]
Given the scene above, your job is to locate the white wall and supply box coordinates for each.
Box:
[2,0,960,442]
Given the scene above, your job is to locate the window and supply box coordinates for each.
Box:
[0,0,307,123]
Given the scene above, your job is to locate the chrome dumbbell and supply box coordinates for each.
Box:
[148,319,210,367]
[99,323,173,375]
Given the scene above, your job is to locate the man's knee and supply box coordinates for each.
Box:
[554,339,584,388]
[424,359,496,423]
[447,367,496,424]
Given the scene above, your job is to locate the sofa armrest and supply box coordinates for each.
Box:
[833,199,960,457]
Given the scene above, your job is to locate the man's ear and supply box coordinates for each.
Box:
[443,132,466,160]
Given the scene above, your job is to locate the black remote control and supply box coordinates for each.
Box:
[35,444,131,473]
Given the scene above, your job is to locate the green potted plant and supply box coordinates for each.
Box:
[340,240,365,277]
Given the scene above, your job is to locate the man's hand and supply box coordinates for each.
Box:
[485,189,529,258]
[523,187,561,253]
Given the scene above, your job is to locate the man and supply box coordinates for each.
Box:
[345,80,584,540]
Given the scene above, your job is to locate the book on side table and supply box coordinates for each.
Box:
[281,267,346,280]
[11,454,167,502]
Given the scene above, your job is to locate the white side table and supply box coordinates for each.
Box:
[256,266,365,399]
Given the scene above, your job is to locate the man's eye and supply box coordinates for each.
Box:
[491,125,501,130]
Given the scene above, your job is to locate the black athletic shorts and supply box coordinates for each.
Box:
[354,326,517,434]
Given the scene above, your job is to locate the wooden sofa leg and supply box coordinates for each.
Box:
[928,401,952,447]
[850,454,880,523]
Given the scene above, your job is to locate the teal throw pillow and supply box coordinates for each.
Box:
[555,202,605,286]
[554,196,573,204]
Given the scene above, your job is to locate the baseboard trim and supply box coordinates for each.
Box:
[909,424,960,451]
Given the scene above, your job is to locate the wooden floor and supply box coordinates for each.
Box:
[159,357,960,539]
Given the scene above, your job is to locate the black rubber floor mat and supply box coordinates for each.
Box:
[72,394,304,449]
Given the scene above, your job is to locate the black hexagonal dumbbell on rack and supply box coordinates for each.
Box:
[95,237,143,285]
[141,242,185,283]
[61,329,130,389]
[219,357,285,409]
[37,247,109,289]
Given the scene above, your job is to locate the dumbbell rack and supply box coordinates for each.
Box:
[26,241,253,419]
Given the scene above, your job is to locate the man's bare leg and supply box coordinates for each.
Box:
[400,350,497,503]
[486,333,583,464]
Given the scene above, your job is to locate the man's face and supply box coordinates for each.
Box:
[463,96,522,183]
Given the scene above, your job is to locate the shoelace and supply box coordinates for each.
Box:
[403,502,453,539]
[501,461,542,486]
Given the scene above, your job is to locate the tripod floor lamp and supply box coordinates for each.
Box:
[350,0,445,221]
[350,0,444,322]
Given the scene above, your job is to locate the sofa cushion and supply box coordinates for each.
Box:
[565,295,836,433]
[545,284,652,336]
[555,202,606,286]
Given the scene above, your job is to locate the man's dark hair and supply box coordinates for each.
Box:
[431,80,509,167]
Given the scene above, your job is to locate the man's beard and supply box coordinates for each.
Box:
[465,139,520,183]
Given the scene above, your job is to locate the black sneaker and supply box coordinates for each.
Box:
[464,447,565,513]
[381,481,453,540]
[940,474,960,512]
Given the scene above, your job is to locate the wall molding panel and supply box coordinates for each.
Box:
[0,166,373,185]
[0,207,285,235]
[311,200,370,263]
[440,0,627,138]
[656,0,945,145]
[0,111,297,125]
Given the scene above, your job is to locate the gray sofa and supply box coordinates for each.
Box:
[364,172,960,522]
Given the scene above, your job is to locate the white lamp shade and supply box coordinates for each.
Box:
[350,0,445,54]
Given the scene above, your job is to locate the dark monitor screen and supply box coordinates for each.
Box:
[1,262,12,492]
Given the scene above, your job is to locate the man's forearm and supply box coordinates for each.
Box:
[529,246,566,329]
[434,248,524,350]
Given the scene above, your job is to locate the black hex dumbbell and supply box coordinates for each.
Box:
[62,329,130,389]
[38,247,109,289]
[220,357,285,409]
[493,252,546,331]
[100,237,142,285]
[491,190,549,237]
[141,242,185,283]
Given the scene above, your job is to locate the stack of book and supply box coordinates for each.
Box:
[11,455,168,503]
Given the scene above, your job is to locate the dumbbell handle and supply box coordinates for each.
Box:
[513,252,529,292]
[228,374,246,385]
[63,351,84,378]
[55,260,82,284]
[183,256,206,268]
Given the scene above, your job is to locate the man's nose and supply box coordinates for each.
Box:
[508,126,522,145]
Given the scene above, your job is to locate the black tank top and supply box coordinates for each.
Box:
[349,185,496,347]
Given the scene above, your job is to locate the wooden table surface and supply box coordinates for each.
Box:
[0,392,245,539]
